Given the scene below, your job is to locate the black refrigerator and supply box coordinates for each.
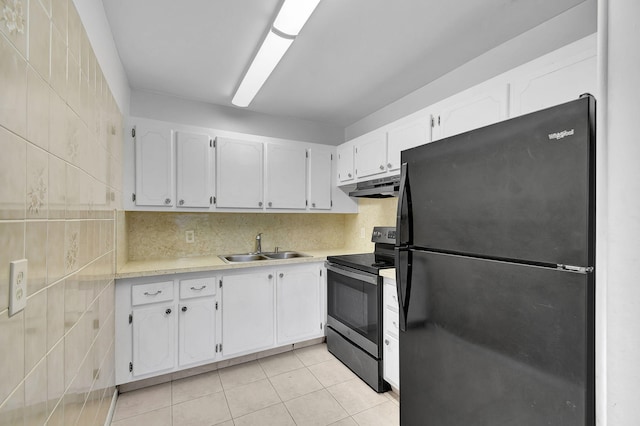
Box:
[395,95,595,426]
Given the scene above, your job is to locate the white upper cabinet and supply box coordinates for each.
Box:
[216,137,264,209]
[510,51,597,118]
[354,132,388,179]
[336,142,355,184]
[176,131,213,208]
[134,123,175,206]
[265,143,307,210]
[308,147,333,210]
[386,115,432,172]
[433,83,509,141]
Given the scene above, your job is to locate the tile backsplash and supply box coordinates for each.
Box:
[124,198,399,261]
[0,0,122,424]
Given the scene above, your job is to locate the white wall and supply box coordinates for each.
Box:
[72,0,130,114]
[345,0,597,139]
[130,90,344,145]
[599,0,640,424]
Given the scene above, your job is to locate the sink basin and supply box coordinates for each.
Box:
[220,254,269,263]
[219,251,310,263]
[263,251,310,259]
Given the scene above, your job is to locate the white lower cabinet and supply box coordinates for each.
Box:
[132,303,176,377]
[383,276,400,390]
[178,277,218,366]
[276,265,324,345]
[221,272,275,357]
[116,262,326,385]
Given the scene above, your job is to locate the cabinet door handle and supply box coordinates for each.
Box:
[387,163,392,169]
[312,203,316,208]
[259,201,263,207]
[144,290,162,296]
[385,339,390,345]
[165,308,172,315]
[268,274,273,279]
[179,199,184,205]
[348,173,352,178]
[268,201,272,207]
[165,198,171,205]
[190,285,206,291]
[379,164,385,170]
[181,306,187,312]
[279,273,284,278]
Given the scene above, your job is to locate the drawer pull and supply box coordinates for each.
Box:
[181,306,187,312]
[165,308,172,315]
[190,285,206,291]
[144,290,162,296]
[393,321,398,328]
[385,339,390,345]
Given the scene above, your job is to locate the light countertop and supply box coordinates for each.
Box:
[116,248,364,279]
[380,269,396,280]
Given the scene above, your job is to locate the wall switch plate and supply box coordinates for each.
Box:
[9,259,28,317]
[185,230,195,243]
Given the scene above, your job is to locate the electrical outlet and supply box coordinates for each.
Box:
[185,230,195,243]
[9,259,28,316]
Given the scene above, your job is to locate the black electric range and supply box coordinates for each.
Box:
[327,226,396,274]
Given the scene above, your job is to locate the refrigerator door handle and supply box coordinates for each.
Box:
[396,248,412,332]
[396,162,412,247]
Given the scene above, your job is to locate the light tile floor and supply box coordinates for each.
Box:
[111,343,399,426]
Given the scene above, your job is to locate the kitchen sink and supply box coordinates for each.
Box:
[219,251,310,263]
[220,254,269,263]
[263,251,310,259]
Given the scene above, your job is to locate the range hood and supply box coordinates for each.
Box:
[348,175,400,198]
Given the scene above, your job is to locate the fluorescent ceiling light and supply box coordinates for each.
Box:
[273,0,322,36]
[231,0,321,107]
[232,30,294,107]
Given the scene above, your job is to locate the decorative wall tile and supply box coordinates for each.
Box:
[25,221,48,294]
[50,24,66,97]
[47,153,66,219]
[47,279,65,350]
[26,66,50,150]
[0,30,27,137]
[64,220,79,273]
[46,220,66,283]
[24,357,48,425]
[0,125,26,220]
[25,289,47,372]
[0,0,27,56]
[28,0,51,80]
[0,310,25,404]
[48,90,67,159]
[26,142,49,218]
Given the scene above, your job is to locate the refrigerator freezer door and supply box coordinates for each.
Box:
[400,250,594,426]
[401,96,595,267]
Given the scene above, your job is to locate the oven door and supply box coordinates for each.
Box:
[326,262,381,358]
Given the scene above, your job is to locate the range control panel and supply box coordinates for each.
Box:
[371,226,396,244]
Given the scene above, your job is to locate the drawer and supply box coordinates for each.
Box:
[383,282,399,311]
[384,308,400,339]
[180,277,216,299]
[132,281,174,306]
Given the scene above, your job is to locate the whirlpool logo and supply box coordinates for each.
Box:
[548,129,575,140]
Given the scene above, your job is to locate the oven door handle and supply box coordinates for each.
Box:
[325,263,378,285]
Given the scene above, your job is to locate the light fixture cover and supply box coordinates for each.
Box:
[231,30,294,107]
[273,0,321,36]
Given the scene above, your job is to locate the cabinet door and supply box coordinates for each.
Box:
[134,124,174,206]
[510,52,596,118]
[336,143,354,183]
[435,84,509,140]
[387,117,432,172]
[383,334,399,389]
[132,303,176,376]
[265,143,307,209]
[355,132,388,179]
[216,137,263,209]
[221,272,275,357]
[308,148,332,210]
[176,131,213,208]
[179,298,216,366]
[276,266,322,345]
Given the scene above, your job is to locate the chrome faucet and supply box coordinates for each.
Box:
[255,233,263,254]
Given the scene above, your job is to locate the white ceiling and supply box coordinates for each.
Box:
[102,0,586,128]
